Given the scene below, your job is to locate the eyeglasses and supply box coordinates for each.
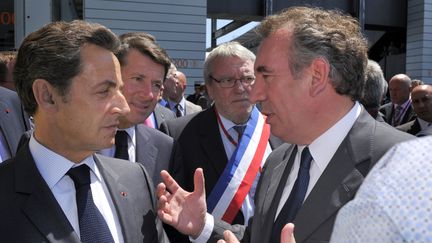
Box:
[209,75,256,88]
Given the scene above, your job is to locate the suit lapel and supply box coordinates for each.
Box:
[293,110,373,242]
[258,145,296,242]
[94,155,136,243]
[16,143,80,243]
[199,107,228,176]
[135,125,157,174]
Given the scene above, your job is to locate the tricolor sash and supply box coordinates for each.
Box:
[207,107,271,223]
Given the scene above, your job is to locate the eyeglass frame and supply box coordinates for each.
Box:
[209,75,256,88]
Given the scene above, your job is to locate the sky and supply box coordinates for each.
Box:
[205,19,259,49]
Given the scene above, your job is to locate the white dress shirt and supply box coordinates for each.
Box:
[99,127,136,162]
[29,135,124,243]
[331,136,432,242]
[275,102,361,217]
[167,97,186,116]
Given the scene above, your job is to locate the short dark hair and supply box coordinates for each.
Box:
[258,7,368,100]
[14,20,120,115]
[117,32,171,80]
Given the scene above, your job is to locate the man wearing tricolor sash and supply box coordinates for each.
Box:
[159,42,282,237]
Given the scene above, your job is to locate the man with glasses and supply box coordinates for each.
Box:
[159,42,282,236]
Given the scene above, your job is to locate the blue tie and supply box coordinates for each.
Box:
[271,147,313,243]
[67,165,115,243]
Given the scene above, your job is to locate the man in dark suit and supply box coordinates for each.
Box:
[380,74,416,126]
[156,7,414,243]
[397,84,432,136]
[160,41,283,230]
[0,20,167,242]
[164,69,202,117]
[0,86,30,161]
[99,32,182,185]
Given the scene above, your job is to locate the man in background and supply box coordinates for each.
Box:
[397,84,432,136]
[164,69,202,117]
[359,60,387,122]
[100,32,182,185]
[380,74,416,126]
[0,51,17,91]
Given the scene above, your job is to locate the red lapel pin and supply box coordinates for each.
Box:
[120,191,127,197]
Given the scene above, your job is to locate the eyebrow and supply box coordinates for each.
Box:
[256,65,271,73]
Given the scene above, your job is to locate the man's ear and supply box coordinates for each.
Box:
[309,57,330,97]
[32,79,58,112]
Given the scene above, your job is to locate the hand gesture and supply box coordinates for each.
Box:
[157,168,207,238]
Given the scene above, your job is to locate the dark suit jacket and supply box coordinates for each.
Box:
[153,103,175,129]
[161,106,283,224]
[0,87,30,158]
[0,142,167,243]
[380,102,416,126]
[211,109,414,243]
[135,124,183,185]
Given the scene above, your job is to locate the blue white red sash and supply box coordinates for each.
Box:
[207,107,271,223]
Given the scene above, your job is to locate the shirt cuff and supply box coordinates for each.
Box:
[190,213,214,243]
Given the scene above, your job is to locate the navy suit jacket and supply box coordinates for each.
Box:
[0,142,167,243]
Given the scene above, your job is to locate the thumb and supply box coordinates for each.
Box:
[281,223,296,243]
[223,230,240,243]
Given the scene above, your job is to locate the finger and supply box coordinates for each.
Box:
[281,223,296,243]
[222,230,239,243]
[217,240,226,243]
[161,170,180,193]
[156,182,167,199]
[157,208,173,224]
[194,168,205,195]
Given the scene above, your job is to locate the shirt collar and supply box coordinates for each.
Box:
[308,102,362,172]
[418,118,431,130]
[29,135,101,189]
[218,112,248,131]
[393,98,411,109]
[168,97,186,111]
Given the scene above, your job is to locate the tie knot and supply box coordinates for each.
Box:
[300,147,313,170]
[67,165,91,189]
[233,125,246,137]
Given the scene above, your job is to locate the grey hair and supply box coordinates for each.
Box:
[361,60,387,108]
[204,41,255,85]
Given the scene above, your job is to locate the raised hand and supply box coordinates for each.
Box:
[157,168,207,238]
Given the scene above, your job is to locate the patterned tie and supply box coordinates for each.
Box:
[67,165,115,243]
[175,104,182,117]
[271,147,313,243]
[392,105,404,126]
[114,130,129,160]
